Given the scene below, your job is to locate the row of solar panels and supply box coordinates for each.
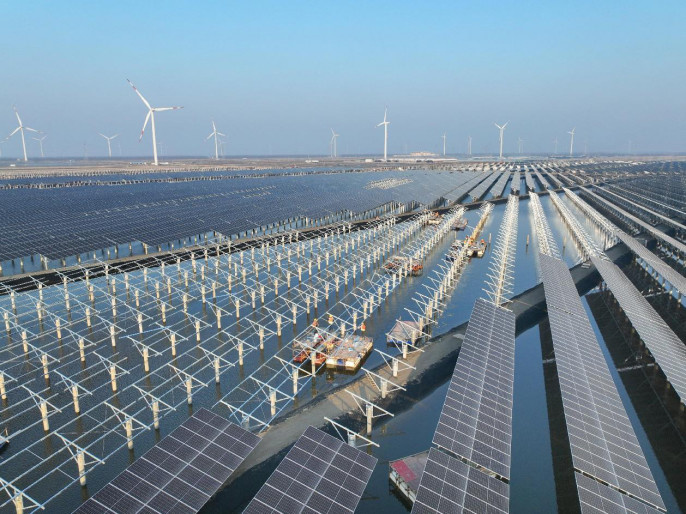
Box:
[75,410,376,514]
[539,254,666,513]
[0,170,477,262]
[409,257,671,513]
[412,298,516,514]
[581,187,686,257]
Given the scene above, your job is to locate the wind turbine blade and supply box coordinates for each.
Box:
[206,133,214,140]
[217,132,226,137]
[377,122,384,127]
[503,122,509,129]
[98,133,107,139]
[212,121,216,132]
[127,79,152,110]
[112,134,119,140]
[7,127,20,138]
[13,107,22,126]
[139,111,151,141]
[154,106,183,112]
[24,127,39,133]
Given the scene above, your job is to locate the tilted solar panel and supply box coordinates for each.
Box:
[540,254,665,512]
[412,448,509,514]
[592,256,686,404]
[244,425,377,514]
[73,408,260,514]
[432,298,516,480]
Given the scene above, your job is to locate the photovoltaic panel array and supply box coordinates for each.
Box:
[510,170,521,194]
[575,473,663,514]
[0,170,480,262]
[539,254,665,512]
[73,408,260,514]
[614,231,686,296]
[244,425,377,514]
[591,256,686,404]
[490,172,511,199]
[582,187,686,256]
[412,448,509,514]
[432,298,516,480]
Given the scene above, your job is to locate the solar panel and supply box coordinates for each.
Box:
[244,425,376,514]
[512,171,522,194]
[432,298,516,480]
[73,408,260,514]
[490,172,511,199]
[591,256,686,404]
[469,172,500,201]
[583,187,686,256]
[412,447,509,514]
[0,170,483,263]
[575,473,663,514]
[539,254,665,512]
[614,231,686,296]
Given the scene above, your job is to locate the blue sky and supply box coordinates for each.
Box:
[2,1,685,158]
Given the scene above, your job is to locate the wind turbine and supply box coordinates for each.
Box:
[127,79,183,165]
[6,107,40,162]
[568,128,575,157]
[98,133,118,158]
[495,122,508,160]
[330,129,339,157]
[33,135,47,158]
[206,121,225,160]
[377,108,390,161]
[441,133,446,156]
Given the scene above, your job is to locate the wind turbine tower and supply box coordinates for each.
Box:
[468,136,472,156]
[377,108,390,161]
[330,129,339,157]
[127,79,183,165]
[568,128,575,157]
[441,133,446,156]
[6,107,39,162]
[206,121,225,160]
[553,137,558,154]
[495,122,508,160]
[517,137,524,154]
[98,133,119,158]
[33,135,47,158]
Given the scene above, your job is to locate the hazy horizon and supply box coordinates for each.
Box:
[2,1,685,159]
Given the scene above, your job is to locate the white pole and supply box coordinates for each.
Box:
[77,451,86,485]
[72,385,80,414]
[384,124,388,161]
[20,126,27,162]
[151,110,158,165]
